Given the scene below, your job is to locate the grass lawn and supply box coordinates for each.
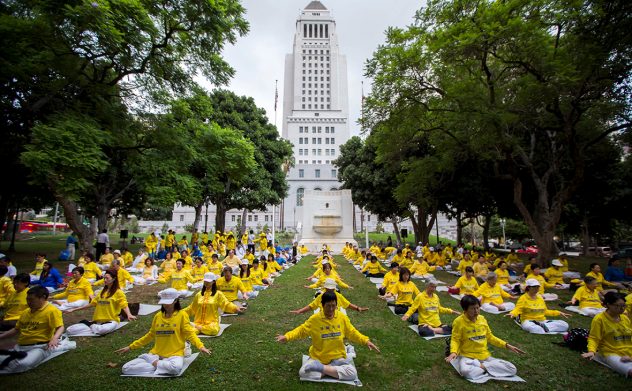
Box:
[1,241,630,390]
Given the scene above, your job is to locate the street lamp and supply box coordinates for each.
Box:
[500,218,506,249]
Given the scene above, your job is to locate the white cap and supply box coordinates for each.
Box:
[158,288,180,304]
[551,259,563,267]
[241,259,249,265]
[203,272,218,283]
[525,278,541,287]
[321,260,329,265]
[323,278,337,290]
[113,249,121,254]
[429,247,435,251]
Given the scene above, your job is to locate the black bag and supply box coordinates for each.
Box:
[560,328,589,352]
[119,303,140,321]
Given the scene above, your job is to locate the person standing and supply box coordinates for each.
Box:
[65,233,78,261]
[96,229,110,262]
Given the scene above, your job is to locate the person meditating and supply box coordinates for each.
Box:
[507,278,570,334]
[291,278,369,315]
[402,281,460,337]
[446,295,525,380]
[116,288,211,376]
[276,291,380,381]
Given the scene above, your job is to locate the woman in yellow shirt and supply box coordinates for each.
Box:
[457,255,473,276]
[402,281,460,336]
[382,267,421,314]
[450,266,479,296]
[116,288,211,376]
[277,291,380,381]
[134,258,158,285]
[184,273,245,336]
[51,266,94,311]
[586,263,624,292]
[508,278,570,334]
[569,276,606,317]
[158,252,177,279]
[0,273,30,331]
[494,261,513,292]
[306,262,351,291]
[410,258,436,279]
[82,253,102,282]
[544,259,568,287]
[582,292,632,377]
[158,259,195,296]
[446,295,525,380]
[189,257,209,289]
[379,263,400,296]
[238,260,259,298]
[361,256,387,277]
[474,273,517,314]
[66,270,136,336]
[216,267,249,304]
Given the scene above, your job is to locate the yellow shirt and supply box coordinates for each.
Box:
[381,271,400,294]
[184,290,238,328]
[3,288,28,321]
[405,291,453,327]
[473,262,489,278]
[474,282,511,305]
[454,276,479,295]
[559,258,569,272]
[626,293,632,322]
[308,291,351,311]
[206,261,223,276]
[216,276,247,302]
[160,259,177,275]
[506,253,520,265]
[572,286,602,309]
[129,310,203,357]
[494,269,510,285]
[361,261,387,275]
[410,260,435,277]
[510,294,560,322]
[285,310,369,364]
[145,235,158,250]
[390,281,421,306]
[244,253,255,264]
[191,265,209,281]
[450,314,507,360]
[223,255,241,269]
[526,273,555,294]
[544,267,564,285]
[309,274,349,290]
[53,277,93,302]
[457,259,473,275]
[0,276,16,306]
[587,312,632,357]
[159,269,195,291]
[91,289,128,323]
[586,271,616,291]
[94,268,134,288]
[250,267,266,286]
[16,303,64,345]
[83,262,102,280]
[31,260,46,276]
[239,272,254,291]
[100,253,114,266]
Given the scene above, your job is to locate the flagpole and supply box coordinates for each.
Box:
[273,79,278,241]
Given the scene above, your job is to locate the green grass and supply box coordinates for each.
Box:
[2,246,630,390]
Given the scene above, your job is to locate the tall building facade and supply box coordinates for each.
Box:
[280,1,350,230]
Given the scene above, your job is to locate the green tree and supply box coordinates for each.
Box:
[364,0,632,263]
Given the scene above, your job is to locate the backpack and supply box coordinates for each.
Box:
[561,328,589,352]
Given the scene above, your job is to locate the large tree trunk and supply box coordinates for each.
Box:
[57,197,96,252]
[192,202,204,231]
[391,218,402,246]
[456,211,463,244]
[241,209,248,235]
[512,178,560,266]
[581,214,590,256]
[410,206,437,244]
[215,200,226,233]
[481,214,491,249]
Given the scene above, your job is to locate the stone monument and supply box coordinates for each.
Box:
[298,189,357,253]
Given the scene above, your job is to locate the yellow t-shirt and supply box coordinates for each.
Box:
[361,261,386,275]
[544,267,564,285]
[473,262,489,278]
[0,276,16,306]
[450,314,506,360]
[510,294,560,322]
[159,270,195,291]
[454,276,479,295]
[83,262,102,280]
[285,310,369,364]
[100,253,114,266]
[206,261,223,276]
[53,277,93,302]
[129,310,204,357]
[191,265,209,281]
[91,289,128,323]
[474,282,511,305]
[184,290,238,327]
[16,303,63,345]
[250,267,266,286]
[572,286,602,309]
[381,271,400,294]
[494,268,510,285]
[390,281,421,306]
[587,312,632,357]
[216,276,247,302]
[3,288,29,321]
[308,291,351,311]
[405,291,452,327]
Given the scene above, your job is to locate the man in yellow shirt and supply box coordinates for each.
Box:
[277,291,380,381]
[379,263,400,296]
[0,273,30,331]
[402,281,460,336]
[446,294,525,380]
[0,285,75,373]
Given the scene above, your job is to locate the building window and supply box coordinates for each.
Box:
[312,138,316,144]
[179,215,184,222]
[248,215,252,222]
[325,138,329,144]
[254,215,258,222]
[297,188,304,206]
[299,138,303,144]
[231,215,236,222]
[265,215,269,222]
[325,149,330,156]
[331,138,335,144]
[317,149,322,155]
[332,169,337,177]
[325,126,329,133]
[315,169,321,178]
[317,138,321,144]
[331,127,335,133]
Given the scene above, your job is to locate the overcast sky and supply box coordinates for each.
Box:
[197,0,423,136]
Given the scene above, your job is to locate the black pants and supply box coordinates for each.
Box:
[378,287,387,296]
[418,324,452,337]
[248,244,255,253]
[366,272,385,278]
[95,242,106,261]
[389,304,409,315]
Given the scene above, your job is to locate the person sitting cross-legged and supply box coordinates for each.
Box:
[507,278,570,334]
[402,280,460,337]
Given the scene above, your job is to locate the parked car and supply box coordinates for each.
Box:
[587,246,612,257]
[517,245,538,254]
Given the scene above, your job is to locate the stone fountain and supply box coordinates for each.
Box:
[298,189,357,253]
